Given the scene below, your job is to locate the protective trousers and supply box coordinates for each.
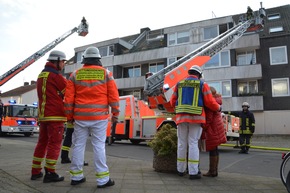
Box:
[239,134,252,151]
[177,122,202,175]
[61,127,74,160]
[70,119,110,186]
[31,122,64,174]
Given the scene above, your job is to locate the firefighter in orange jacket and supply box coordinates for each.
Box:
[170,65,221,180]
[31,50,67,183]
[64,47,119,188]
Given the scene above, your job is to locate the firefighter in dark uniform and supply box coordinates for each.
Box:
[238,102,255,154]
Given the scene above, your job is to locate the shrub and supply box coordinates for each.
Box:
[148,123,177,156]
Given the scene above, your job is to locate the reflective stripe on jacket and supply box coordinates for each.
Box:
[238,111,255,134]
[64,65,120,121]
[37,62,67,122]
[170,75,220,125]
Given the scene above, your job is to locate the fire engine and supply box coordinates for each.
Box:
[107,95,173,145]
[0,17,89,136]
[108,4,266,144]
[0,100,38,136]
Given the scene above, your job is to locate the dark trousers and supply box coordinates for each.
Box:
[61,128,74,159]
[239,134,252,151]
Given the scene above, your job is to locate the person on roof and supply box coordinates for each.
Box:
[170,65,221,180]
[31,50,67,183]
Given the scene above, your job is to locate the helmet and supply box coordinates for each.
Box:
[188,65,203,75]
[47,50,66,61]
[242,102,250,108]
[83,47,101,59]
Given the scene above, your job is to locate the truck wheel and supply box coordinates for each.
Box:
[130,139,141,145]
[24,132,32,137]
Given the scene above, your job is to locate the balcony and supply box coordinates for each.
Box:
[222,96,263,111]
[203,64,262,81]
[115,76,146,89]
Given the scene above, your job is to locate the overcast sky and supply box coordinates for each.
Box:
[0,0,289,93]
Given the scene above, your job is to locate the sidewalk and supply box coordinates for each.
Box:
[0,136,289,193]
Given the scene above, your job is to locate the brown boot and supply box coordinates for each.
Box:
[203,156,218,177]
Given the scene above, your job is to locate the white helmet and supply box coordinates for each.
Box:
[47,50,66,61]
[188,65,203,75]
[83,47,101,59]
[242,102,250,108]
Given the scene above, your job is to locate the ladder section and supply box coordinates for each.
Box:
[0,17,88,87]
[144,20,252,97]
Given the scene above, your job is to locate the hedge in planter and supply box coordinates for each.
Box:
[148,123,177,173]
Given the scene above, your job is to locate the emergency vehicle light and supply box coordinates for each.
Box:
[9,99,16,104]
[17,121,22,125]
[33,102,38,106]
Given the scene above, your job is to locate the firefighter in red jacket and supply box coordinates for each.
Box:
[31,50,67,183]
[170,65,221,180]
[64,47,119,187]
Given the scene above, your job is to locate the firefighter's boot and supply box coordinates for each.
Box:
[203,156,218,177]
[43,168,64,183]
[239,146,246,154]
[61,150,71,164]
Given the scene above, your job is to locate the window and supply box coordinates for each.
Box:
[269,26,283,33]
[203,26,218,40]
[208,81,231,97]
[269,46,288,65]
[168,31,189,46]
[123,66,141,78]
[237,51,256,65]
[149,62,164,73]
[237,80,258,95]
[99,45,114,57]
[204,51,230,68]
[168,57,177,65]
[267,13,280,20]
[177,31,190,44]
[272,78,289,97]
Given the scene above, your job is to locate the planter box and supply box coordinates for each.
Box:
[153,153,177,173]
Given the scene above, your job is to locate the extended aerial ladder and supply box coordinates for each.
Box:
[144,5,266,113]
[0,17,89,87]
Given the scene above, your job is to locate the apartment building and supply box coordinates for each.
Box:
[64,4,290,135]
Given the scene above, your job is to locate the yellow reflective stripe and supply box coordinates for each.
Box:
[175,106,202,115]
[38,72,49,78]
[61,146,70,151]
[45,164,56,170]
[188,159,199,164]
[70,170,83,176]
[33,157,44,162]
[38,116,67,121]
[193,82,200,107]
[45,158,57,165]
[96,171,110,179]
[32,164,42,169]
[177,158,186,162]
[76,69,105,80]
[39,76,48,119]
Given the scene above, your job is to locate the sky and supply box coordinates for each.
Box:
[0,0,289,93]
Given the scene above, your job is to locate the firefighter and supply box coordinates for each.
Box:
[64,46,120,187]
[170,65,221,180]
[238,102,255,154]
[61,122,88,166]
[31,50,67,183]
[246,6,254,20]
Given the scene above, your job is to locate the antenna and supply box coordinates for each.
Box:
[212,11,216,18]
